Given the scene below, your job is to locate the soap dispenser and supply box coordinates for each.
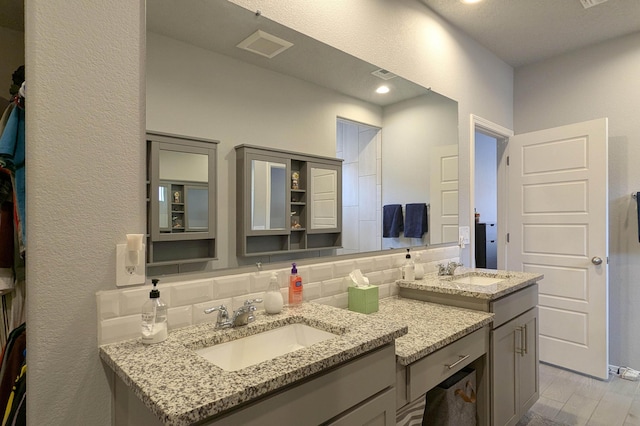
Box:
[141,279,168,344]
[288,263,303,306]
[264,272,284,314]
[402,248,415,281]
[414,253,425,280]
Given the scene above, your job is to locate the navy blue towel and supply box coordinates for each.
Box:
[404,203,428,238]
[637,192,640,243]
[383,204,403,238]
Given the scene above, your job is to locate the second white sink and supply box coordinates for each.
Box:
[195,323,339,371]
[451,275,505,286]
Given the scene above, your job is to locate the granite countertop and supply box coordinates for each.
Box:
[99,302,407,426]
[373,297,494,365]
[398,268,543,300]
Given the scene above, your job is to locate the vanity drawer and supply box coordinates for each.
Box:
[490,284,538,328]
[407,327,488,402]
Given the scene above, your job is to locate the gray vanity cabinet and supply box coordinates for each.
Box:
[399,283,539,426]
[236,145,342,257]
[147,132,218,265]
[491,306,538,426]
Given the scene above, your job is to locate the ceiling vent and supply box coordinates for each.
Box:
[371,69,397,80]
[579,0,608,9]
[237,30,293,59]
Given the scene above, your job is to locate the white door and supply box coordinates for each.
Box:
[506,118,609,379]
[429,144,459,244]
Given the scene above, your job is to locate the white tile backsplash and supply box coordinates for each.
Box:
[96,291,119,320]
[321,278,346,297]
[249,272,273,293]
[100,315,141,345]
[303,282,322,301]
[332,259,357,279]
[168,306,192,330]
[215,274,250,299]
[309,263,334,282]
[119,287,150,316]
[169,279,214,306]
[96,246,454,345]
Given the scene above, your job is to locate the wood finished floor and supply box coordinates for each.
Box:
[517,363,640,426]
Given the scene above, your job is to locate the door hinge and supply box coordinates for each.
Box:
[506,233,510,243]
[507,156,510,166]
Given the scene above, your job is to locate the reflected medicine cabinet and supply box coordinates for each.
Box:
[236,145,342,257]
[147,132,218,265]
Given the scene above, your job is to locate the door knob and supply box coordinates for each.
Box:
[591,256,603,265]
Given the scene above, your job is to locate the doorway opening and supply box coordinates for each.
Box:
[474,131,498,268]
[469,115,513,269]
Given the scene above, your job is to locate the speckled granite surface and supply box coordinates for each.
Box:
[373,297,494,365]
[398,268,543,300]
[100,302,407,426]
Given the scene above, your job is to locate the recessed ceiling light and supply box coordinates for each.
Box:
[376,86,390,94]
[460,0,483,4]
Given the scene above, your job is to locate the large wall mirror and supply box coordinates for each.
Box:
[146,0,459,272]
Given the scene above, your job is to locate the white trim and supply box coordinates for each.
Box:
[469,114,513,268]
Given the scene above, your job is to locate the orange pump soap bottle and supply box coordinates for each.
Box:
[288,263,303,305]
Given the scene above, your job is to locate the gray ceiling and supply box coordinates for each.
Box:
[2,0,639,69]
[421,0,640,67]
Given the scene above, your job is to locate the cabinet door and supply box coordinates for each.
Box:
[307,162,341,234]
[327,388,396,426]
[491,307,539,426]
[491,320,519,426]
[517,308,539,414]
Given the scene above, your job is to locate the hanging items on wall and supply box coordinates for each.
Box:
[0,65,26,347]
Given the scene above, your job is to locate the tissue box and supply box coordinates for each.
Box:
[348,285,379,314]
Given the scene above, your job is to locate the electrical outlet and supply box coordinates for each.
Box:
[459,226,470,244]
[116,244,146,287]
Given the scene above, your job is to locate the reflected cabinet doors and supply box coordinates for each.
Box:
[236,145,342,257]
[148,133,218,242]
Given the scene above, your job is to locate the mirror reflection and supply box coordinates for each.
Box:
[146,1,459,270]
[309,167,338,230]
[158,149,209,234]
[251,159,287,231]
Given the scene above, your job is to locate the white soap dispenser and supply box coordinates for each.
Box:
[264,272,284,314]
[141,279,168,344]
[414,253,425,280]
[402,248,415,281]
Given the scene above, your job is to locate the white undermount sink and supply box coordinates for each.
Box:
[195,323,339,371]
[444,271,512,286]
[451,275,505,286]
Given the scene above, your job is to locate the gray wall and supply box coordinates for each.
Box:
[515,31,640,369]
[25,0,513,424]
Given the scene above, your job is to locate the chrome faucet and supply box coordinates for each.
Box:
[438,262,462,276]
[204,298,263,328]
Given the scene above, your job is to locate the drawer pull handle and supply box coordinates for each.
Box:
[445,354,470,370]
[522,324,528,356]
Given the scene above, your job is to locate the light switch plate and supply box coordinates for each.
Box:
[116,244,146,287]
[459,226,470,244]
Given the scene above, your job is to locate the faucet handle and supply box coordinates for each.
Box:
[244,298,263,306]
[204,305,229,321]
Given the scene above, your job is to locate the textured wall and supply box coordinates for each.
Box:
[25,0,145,424]
[515,32,640,369]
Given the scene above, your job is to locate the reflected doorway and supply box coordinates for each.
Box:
[336,118,382,255]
